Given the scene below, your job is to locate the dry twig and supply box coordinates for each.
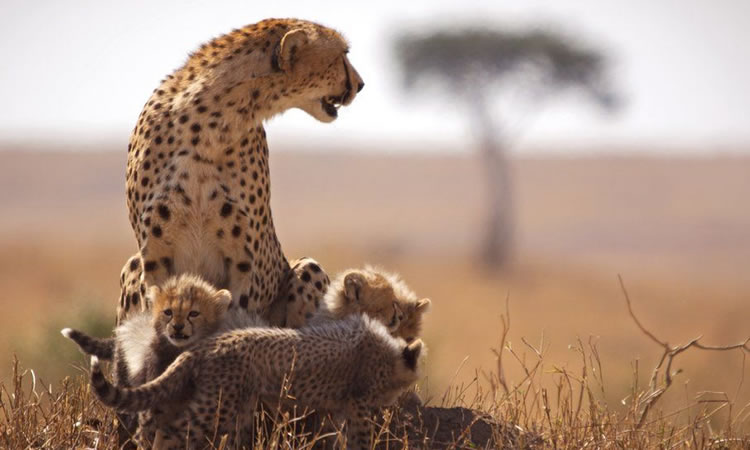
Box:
[618,274,750,428]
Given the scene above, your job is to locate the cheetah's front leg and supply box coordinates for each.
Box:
[139,234,176,297]
[116,253,147,325]
[274,257,330,328]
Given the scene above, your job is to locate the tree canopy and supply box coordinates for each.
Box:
[394,27,618,110]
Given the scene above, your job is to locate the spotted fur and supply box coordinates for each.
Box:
[90,315,423,450]
[313,266,431,342]
[66,274,232,379]
[116,18,364,327]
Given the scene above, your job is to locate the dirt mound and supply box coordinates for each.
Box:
[384,396,543,449]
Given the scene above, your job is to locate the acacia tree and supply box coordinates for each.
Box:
[394,27,618,267]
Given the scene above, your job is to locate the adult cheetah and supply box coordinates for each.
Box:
[117,18,363,325]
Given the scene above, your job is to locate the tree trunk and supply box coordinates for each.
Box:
[470,96,514,268]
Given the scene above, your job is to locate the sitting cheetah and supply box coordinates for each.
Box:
[90,315,424,450]
[118,18,363,326]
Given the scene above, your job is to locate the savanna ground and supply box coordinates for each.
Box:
[1,146,749,447]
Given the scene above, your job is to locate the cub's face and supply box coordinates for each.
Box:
[276,25,364,123]
[150,277,232,347]
[342,272,430,342]
[392,299,431,343]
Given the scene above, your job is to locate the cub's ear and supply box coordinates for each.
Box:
[277,29,310,72]
[402,339,424,371]
[343,272,366,304]
[214,289,233,313]
[416,298,431,314]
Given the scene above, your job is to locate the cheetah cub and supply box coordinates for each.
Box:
[63,274,233,386]
[315,266,431,342]
[89,315,425,450]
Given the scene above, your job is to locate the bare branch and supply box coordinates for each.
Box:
[618,274,667,348]
[618,275,750,429]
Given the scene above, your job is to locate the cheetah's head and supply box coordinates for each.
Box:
[333,266,431,342]
[150,274,232,348]
[275,24,364,123]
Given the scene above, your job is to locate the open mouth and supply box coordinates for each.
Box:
[171,332,190,341]
[320,97,341,118]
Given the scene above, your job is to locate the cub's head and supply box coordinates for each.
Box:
[328,266,430,341]
[150,274,232,347]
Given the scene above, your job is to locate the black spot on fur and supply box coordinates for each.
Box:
[161,257,173,273]
[158,204,170,221]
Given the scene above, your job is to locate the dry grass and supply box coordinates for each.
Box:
[1,150,749,447]
[2,289,748,449]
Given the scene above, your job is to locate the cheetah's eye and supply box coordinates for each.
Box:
[163,309,173,317]
[188,311,200,318]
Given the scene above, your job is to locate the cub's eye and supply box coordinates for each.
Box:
[188,311,200,318]
[163,309,173,317]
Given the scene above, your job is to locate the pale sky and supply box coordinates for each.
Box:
[1,0,749,153]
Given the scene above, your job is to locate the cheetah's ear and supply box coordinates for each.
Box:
[402,339,423,371]
[277,29,310,72]
[214,289,233,314]
[343,272,366,304]
[416,298,431,314]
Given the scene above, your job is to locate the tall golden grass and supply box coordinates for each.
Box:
[1,151,749,447]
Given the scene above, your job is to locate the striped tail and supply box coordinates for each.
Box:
[89,352,194,412]
[61,328,114,360]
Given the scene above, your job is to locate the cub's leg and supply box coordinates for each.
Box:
[278,257,330,328]
[345,405,375,450]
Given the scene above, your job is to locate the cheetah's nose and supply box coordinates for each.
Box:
[173,323,184,331]
[357,81,364,93]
